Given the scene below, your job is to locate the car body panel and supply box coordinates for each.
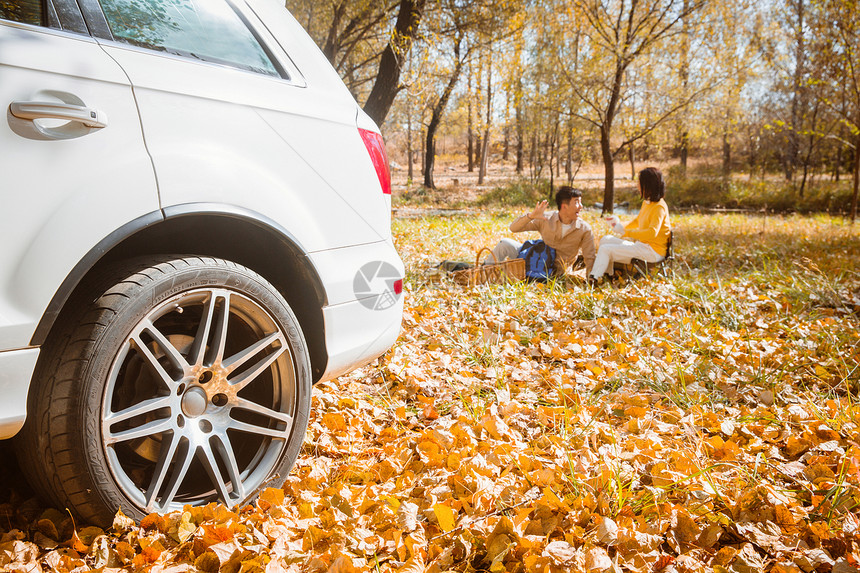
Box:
[94,0,389,253]
[307,240,405,307]
[320,298,402,381]
[0,21,159,350]
[0,0,402,452]
[0,348,39,439]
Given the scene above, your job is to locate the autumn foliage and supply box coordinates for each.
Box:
[1,211,859,572]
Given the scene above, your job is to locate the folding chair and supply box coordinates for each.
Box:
[627,229,674,278]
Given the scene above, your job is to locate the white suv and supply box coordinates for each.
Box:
[1,0,403,525]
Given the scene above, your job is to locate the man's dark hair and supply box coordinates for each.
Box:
[639,167,665,202]
[555,186,582,210]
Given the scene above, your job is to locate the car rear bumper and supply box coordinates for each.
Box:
[318,296,402,381]
[0,347,39,439]
[308,240,404,381]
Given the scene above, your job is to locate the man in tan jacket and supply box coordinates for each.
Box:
[490,186,596,277]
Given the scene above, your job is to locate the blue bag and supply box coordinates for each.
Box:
[517,240,556,282]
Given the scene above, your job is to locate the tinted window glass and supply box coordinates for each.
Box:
[100,0,280,77]
[1,0,44,25]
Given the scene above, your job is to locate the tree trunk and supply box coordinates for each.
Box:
[566,113,573,182]
[679,131,689,176]
[479,54,493,185]
[321,3,346,64]
[722,129,731,180]
[474,56,483,172]
[748,127,757,181]
[503,126,509,162]
[601,126,615,215]
[424,131,436,189]
[467,61,474,172]
[628,146,635,181]
[799,164,809,197]
[479,131,490,184]
[529,132,537,178]
[834,142,841,182]
[555,122,561,181]
[548,131,555,193]
[406,44,414,184]
[678,0,690,178]
[515,96,524,174]
[363,0,425,126]
[851,134,859,223]
[407,111,414,184]
[799,136,814,198]
[502,89,511,163]
[468,134,474,172]
[545,131,552,182]
[786,0,805,182]
[600,63,624,215]
[423,39,463,189]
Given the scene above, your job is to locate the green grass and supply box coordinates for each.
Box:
[477,179,550,207]
[394,211,860,414]
[667,176,857,214]
[460,171,858,215]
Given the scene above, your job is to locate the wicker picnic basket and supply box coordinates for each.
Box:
[452,247,525,287]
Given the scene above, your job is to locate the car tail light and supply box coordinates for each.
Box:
[359,128,391,195]
[393,278,403,295]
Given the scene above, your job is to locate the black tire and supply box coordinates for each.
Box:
[15,256,311,526]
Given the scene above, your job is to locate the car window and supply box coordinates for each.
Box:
[1,0,45,26]
[99,0,282,77]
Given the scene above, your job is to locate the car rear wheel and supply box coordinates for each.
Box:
[16,256,311,526]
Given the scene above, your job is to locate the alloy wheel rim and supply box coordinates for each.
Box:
[101,287,297,514]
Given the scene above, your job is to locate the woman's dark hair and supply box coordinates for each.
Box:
[555,186,582,210]
[638,167,665,202]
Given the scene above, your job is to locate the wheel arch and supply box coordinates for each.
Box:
[31,204,329,382]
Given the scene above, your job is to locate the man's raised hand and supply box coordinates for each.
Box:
[530,200,549,220]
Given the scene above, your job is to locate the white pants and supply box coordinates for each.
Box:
[487,238,522,264]
[590,236,663,278]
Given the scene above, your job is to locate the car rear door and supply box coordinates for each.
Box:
[0,0,159,351]
[75,0,388,253]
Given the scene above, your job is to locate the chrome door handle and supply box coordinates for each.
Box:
[10,100,108,128]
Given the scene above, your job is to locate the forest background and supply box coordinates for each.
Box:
[2,1,860,572]
[285,0,860,219]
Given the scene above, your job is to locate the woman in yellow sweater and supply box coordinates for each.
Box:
[589,167,671,282]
